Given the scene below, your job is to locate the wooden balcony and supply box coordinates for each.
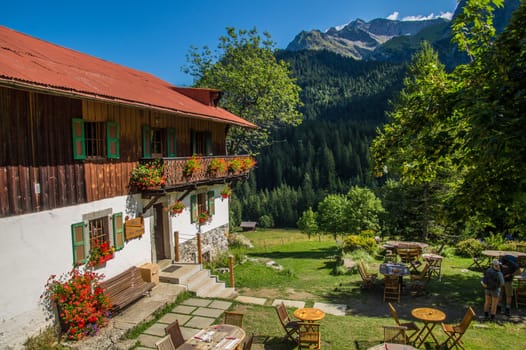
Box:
[137,155,254,197]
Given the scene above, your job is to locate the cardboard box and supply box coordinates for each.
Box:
[139,263,160,285]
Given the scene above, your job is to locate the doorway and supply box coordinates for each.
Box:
[154,203,166,260]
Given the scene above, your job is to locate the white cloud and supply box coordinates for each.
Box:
[387,11,399,20]
[401,11,454,21]
[386,11,454,22]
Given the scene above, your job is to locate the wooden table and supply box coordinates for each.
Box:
[384,241,429,250]
[293,307,325,322]
[411,307,446,348]
[177,324,245,350]
[481,250,526,268]
[367,343,418,350]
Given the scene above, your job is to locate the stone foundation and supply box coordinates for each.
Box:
[178,224,229,263]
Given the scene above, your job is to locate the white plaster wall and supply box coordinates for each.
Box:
[168,184,229,245]
[0,194,151,349]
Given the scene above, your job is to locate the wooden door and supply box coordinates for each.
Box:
[154,203,166,260]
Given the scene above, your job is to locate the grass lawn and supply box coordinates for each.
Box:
[217,228,526,349]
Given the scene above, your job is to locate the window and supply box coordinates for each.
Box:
[191,130,213,156]
[190,191,215,223]
[142,125,176,158]
[71,211,124,266]
[72,119,120,160]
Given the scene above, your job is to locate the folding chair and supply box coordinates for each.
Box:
[358,262,377,289]
[383,275,401,303]
[164,319,185,348]
[382,325,407,344]
[410,263,429,282]
[427,256,443,280]
[275,302,299,342]
[360,260,378,279]
[156,335,176,350]
[515,277,526,309]
[440,307,476,350]
[297,322,321,349]
[224,310,244,328]
[387,302,420,344]
[243,332,254,350]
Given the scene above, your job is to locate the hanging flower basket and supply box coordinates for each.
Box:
[220,186,231,198]
[198,211,211,224]
[168,200,185,215]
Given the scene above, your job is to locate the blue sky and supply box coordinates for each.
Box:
[1,0,458,86]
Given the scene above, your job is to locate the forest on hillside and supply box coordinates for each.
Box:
[233,50,407,227]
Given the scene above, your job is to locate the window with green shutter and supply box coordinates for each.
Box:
[142,125,152,158]
[113,213,124,250]
[166,128,177,157]
[106,121,120,159]
[207,190,215,215]
[190,194,198,223]
[72,118,86,160]
[71,222,87,265]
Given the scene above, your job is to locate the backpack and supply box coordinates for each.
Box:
[483,268,499,290]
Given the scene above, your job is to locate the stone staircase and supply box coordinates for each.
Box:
[158,263,237,299]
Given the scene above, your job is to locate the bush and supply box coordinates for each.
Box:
[456,238,484,257]
[258,215,274,228]
[343,235,377,255]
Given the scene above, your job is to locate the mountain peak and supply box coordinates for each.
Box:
[286,17,448,60]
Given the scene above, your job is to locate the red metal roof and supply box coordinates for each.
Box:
[0,26,256,128]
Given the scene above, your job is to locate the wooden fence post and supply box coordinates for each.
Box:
[197,233,202,264]
[229,255,234,288]
[174,231,179,262]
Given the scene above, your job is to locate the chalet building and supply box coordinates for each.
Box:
[0,25,256,346]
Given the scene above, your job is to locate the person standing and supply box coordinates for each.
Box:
[482,259,505,321]
[499,255,519,316]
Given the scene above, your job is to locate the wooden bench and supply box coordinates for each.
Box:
[100,266,155,313]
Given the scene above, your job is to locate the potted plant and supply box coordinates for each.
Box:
[87,240,114,268]
[41,268,112,341]
[198,211,210,225]
[183,155,202,177]
[227,158,242,174]
[241,156,257,171]
[207,158,227,176]
[220,186,231,199]
[168,200,185,215]
[129,160,166,190]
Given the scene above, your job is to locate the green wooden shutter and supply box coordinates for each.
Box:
[205,132,213,155]
[113,212,124,251]
[142,125,152,158]
[106,121,120,159]
[72,118,86,160]
[191,130,197,155]
[71,222,87,265]
[190,194,198,223]
[166,128,177,157]
[207,190,215,215]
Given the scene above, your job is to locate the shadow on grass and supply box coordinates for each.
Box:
[250,246,340,261]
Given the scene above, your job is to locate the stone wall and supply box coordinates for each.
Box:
[178,224,229,263]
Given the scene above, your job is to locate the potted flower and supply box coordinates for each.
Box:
[220,186,231,199]
[207,158,227,176]
[87,240,114,268]
[241,156,257,171]
[183,155,202,177]
[41,268,111,341]
[227,158,242,174]
[168,200,185,215]
[198,211,210,225]
[130,160,166,190]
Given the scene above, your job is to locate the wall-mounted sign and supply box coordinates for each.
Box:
[125,216,144,241]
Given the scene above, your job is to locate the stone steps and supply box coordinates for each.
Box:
[159,263,237,299]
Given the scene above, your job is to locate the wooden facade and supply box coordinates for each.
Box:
[0,85,248,217]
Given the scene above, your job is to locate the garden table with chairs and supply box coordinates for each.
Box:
[411,307,446,348]
[293,307,326,322]
[175,324,245,350]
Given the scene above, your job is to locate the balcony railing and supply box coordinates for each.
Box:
[135,155,255,194]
